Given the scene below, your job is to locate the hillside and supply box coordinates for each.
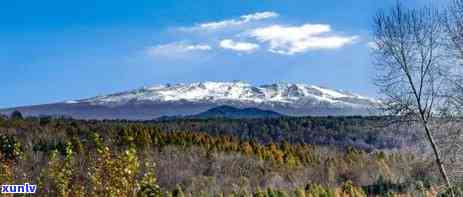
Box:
[191,105,283,119]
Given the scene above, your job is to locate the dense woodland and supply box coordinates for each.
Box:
[153,116,426,152]
[0,113,460,196]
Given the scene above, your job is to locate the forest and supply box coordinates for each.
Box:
[0,113,460,196]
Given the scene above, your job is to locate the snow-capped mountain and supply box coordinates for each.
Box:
[78,81,376,106]
[1,81,380,120]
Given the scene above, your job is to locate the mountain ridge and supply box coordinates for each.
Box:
[75,81,377,105]
[0,81,380,119]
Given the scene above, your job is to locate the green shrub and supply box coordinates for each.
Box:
[0,134,22,161]
[138,162,162,197]
[305,183,334,197]
[90,133,142,196]
[339,181,366,197]
[38,143,75,197]
[172,185,185,197]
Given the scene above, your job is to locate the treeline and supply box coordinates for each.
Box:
[0,114,426,152]
[0,114,457,196]
[152,116,424,152]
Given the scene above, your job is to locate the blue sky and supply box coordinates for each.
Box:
[0,0,443,108]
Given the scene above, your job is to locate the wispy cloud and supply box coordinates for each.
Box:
[146,42,212,57]
[219,39,259,52]
[185,11,279,31]
[248,24,358,55]
[148,12,359,57]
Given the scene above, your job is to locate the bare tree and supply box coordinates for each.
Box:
[447,0,463,58]
[444,0,463,115]
[435,121,463,184]
[372,3,455,195]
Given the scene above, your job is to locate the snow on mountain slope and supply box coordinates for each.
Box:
[78,81,379,107]
[0,81,380,120]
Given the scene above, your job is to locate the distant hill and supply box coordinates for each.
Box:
[191,105,283,119]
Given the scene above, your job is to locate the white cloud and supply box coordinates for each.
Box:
[241,12,279,22]
[191,11,278,30]
[149,13,358,57]
[248,24,358,55]
[146,42,211,57]
[219,39,259,52]
[183,44,212,51]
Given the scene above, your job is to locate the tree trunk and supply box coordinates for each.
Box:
[421,120,454,197]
